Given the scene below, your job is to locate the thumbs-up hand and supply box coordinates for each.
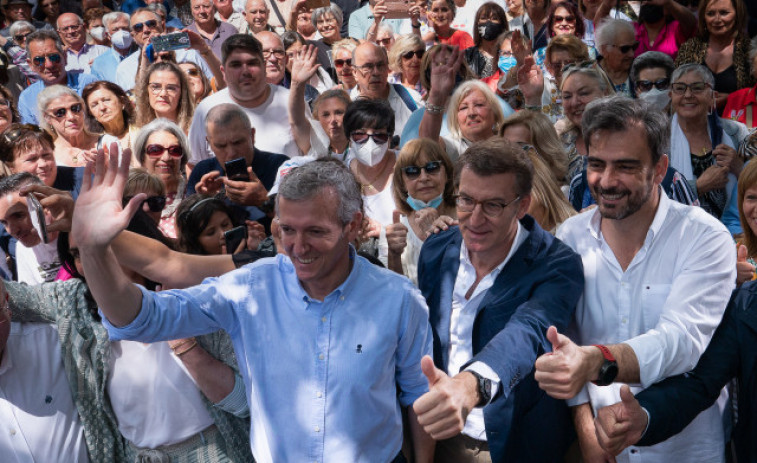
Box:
[412,355,481,440]
[594,385,647,456]
[386,210,408,256]
[534,326,600,399]
[736,244,755,285]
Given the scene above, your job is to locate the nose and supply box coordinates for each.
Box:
[292,231,308,256]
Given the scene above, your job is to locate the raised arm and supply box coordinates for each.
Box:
[418,46,463,148]
[288,45,320,155]
[184,29,226,89]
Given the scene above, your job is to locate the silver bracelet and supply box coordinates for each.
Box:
[426,103,445,114]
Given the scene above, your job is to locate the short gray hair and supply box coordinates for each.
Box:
[582,95,669,164]
[276,159,362,225]
[311,4,343,28]
[146,3,168,18]
[630,51,674,83]
[205,103,251,132]
[132,118,190,168]
[25,29,64,56]
[102,11,130,29]
[9,21,35,38]
[594,18,634,50]
[671,63,714,88]
[37,85,83,132]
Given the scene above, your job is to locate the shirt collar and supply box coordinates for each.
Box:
[295,245,359,306]
[459,220,525,280]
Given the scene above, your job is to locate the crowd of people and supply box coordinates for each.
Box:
[1,0,757,461]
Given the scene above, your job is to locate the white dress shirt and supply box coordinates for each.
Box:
[449,222,528,440]
[557,192,735,463]
[0,323,89,463]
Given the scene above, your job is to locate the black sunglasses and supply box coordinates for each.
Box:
[402,161,442,179]
[402,49,424,60]
[350,131,390,145]
[612,41,639,54]
[635,78,670,92]
[123,195,167,212]
[48,103,82,118]
[132,19,158,32]
[31,53,62,66]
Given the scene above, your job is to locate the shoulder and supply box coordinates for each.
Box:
[195,88,231,112]
[720,117,750,142]
[663,199,731,239]
[421,227,461,258]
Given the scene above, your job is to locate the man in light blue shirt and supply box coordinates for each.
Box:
[73,150,436,463]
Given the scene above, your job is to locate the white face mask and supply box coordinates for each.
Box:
[639,87,670,111]
[350,138,388,167]
[110,30,133,50]
[89,26,105,41]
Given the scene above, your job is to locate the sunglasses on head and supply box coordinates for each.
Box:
[334,58,352,67]
[402,161,442,179]
[32,53,62,66]
[635,78,670,92]
[123,195,167,212]
[132,19,158,32]
[402,49,424,60]
[350,131,390,145]
[48,103,82,118]
[145,144,183,157]
[1,124,43,146]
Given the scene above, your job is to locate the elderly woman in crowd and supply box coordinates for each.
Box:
[534,1,591,69]
[83,81,137,153]
[388,34,426,101]
[133,118,190,238]
[428,0,473,49]
[631,51,675,111]
[669,63,749,231]
[723,37,757,128]
[594,18,637,96]
[310,4,343,79]
[464,2,508,79]
[135,62,195,134]
[676,0,754,111]
[2,20,37,84]
[500,109,568,184]
[38,85,98,167]
[386,138,456,285]
[331,38,358,92]
[178,61,214,104]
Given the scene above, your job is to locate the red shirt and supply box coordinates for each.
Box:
[723,85,757,128]
[438,29,474,50]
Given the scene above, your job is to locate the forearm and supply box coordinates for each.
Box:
[387,251,404,275]
[408,406,436,463]
[668,0,697,37]
[573,403,600,455]
[170,339,236,403]
[289,81,313,154]
[199,47,225,89]
[80,245,143,327]
[594,0,612,23]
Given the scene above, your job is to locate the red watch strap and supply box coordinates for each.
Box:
[593,344,616,362]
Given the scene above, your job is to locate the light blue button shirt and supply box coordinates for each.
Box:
[115,48,215,91]
[104,251,433,463]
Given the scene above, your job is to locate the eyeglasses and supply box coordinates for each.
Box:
[455,193,520,217]
[13,32,31,42]
[145,143,184,157]
[131,19,158,32]
[183,68,200,77]
[31,53,62,66]
[148,82,180,94]
[334,58,352,67]
[123,195,167,212]
[402,161,442,179]
[350,131,390,145]
[402,49,424,60]
[1,124,43,146]
[262,49,286,59]
[635,78,670,92]
[671,81,711,95]
[57,23,82,33]
[47,103,83,118]
[354,61,388,74]
[553,14,574,23]
[610,41,639,54]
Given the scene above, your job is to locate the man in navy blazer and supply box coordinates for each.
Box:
[412,138,584,462]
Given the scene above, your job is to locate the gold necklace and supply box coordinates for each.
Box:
[356,158,389,193]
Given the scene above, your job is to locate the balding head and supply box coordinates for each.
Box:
[245,0,269,32]
[56,13,86,50]
[257,31,286,85]
[353,41,389,98]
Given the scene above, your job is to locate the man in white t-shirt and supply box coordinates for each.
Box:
[188,33,300,170]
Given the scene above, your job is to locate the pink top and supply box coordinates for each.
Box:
[634,21,692,60]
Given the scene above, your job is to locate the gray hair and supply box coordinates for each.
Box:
[205,103,251,132]
[102,11,130,30]
[630,51,674,83]
[594,18,634,50]
[375,23,394,37]
[560,64,614,94]
[276,159,362,225]
[132,118,190,168]
[0,172,43,198]
[25,29,64,56]
[37,85,83,132]
[146,3,168,18]
[311,3,343,29]
[9,21,35,38]
[582,95,669,164]
[671,63,715,87]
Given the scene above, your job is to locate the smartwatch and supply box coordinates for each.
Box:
[468,370,492,407]
[592,344,618,386]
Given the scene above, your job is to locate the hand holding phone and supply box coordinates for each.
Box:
[224,158,250,181]
[26,194,49,244]
[224,226,247,254]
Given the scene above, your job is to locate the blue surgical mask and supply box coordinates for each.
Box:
[498,55,517,73]
[406,193,443,211]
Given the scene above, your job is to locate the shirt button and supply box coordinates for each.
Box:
[318,353,324,360]
[10,428,16,436]
[321,316,327,322]
[340,296,344,301]
[314,425,320,432]
[317,391,323,398]
[622,317,628,324]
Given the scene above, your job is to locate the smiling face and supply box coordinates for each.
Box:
[316,12,340,42]
[258,32,286,85]
[198,210,234,255]
[11,141,57,187]
[86,87,124,129]
[551,6,576,37]
[278,188,361,300]
[670,70,714,121]
[245,0,269,32]
[0,190,40,248]
[400,46,423,79]
[561,72,606,127]
[143,130,182,185]
[429,0,453,29]
[457,89,496,142]
[703,0,736,38]
[57,13,86,50]
[334,48,356,88]
[147,69,181,119]
[45,94,85,140]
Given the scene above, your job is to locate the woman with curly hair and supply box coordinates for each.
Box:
[135,61,195,133]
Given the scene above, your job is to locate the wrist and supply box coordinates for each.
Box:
[582,345,605,382]
[457,371,481,410]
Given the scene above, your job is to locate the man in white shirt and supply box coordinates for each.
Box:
[534,95,736,463]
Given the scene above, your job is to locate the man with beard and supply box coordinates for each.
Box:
[533,96,736,463]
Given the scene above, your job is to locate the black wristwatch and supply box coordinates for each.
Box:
[468,370,492,407]
[591,345,618,386]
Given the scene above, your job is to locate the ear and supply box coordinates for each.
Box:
[516,193,531,219]
[250,127,256,146]
[655,153,669,185]
[344,210,363,242]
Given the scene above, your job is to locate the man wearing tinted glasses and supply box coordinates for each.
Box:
[17,30,98,125]
[414,138,583,462]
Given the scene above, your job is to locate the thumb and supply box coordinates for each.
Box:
[248,166,259,182]
[738,244,748,263]
[619,384,636,406]
[393,210,400,224]
[546,325,570,353]
[421,355,444,387]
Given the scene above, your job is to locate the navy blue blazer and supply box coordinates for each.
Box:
[637,281,757,462]
[417,215,583,462]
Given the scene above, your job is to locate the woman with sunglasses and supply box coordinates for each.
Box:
[670,63,749,232]
[533,2,594,72]
[463,2,507,79]
[331,39,358,92]
[178,62,213,104]
[594,18,637,97]
[133,118,190,238]
[135,61,195,134]
[388,34,425,101]
[82,81,138,155]
[387,138,455,285]
[37,84,98,167]
[630,51,675,111]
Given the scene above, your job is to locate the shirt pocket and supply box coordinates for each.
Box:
[640,284,672,332]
